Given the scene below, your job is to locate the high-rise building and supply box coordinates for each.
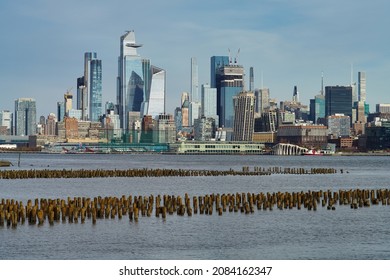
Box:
[233,91,255,141]
[0,110,13,135]
[215,64,244,128]
[15,98,36,136]
[358,71,366,102]
[249,67,254,91]
[327,114,351,138]
[89,58,102,122]
[325,86,352,119]
[191,57,199,102]
[64,92,73,116]
[376,104,390,113]
[77,52,103,121]
[201,84,218,124]
[292,86,299,102]
[181,92,190,127]
[57,102,65,122]
[117,31,165,131]
[155,114,176,144]
[194,116,216,141]
[210,56,229,88]
[146,66,166,118]
[309,94,325,124]
[189,101,201,127]
[254,88,270,115]
[45,113,57,136]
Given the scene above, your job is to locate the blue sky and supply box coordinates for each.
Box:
[1,0,389,118]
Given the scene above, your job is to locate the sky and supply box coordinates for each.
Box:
[1,0,389,118]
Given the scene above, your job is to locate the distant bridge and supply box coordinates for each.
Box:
[272,143,308,156]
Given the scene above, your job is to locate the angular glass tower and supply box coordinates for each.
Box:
[210,56,229,88]
[77,52,102,121]
[117,31,165,130]
[15,98,36,136]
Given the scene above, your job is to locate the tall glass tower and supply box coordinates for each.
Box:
[77,52,102,121]
[325,86,352,118]
[215,64,244,128]
[210,56,229,88]
[89,58,102,122]
[117,31,165,130]
[15,98,36,136]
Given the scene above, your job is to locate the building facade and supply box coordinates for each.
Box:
[358,71,366,102]
[277,125,328,148]
[0,110,13,135]
[116,31,165,131]
[15,98,36,136]
[327,114,351,138]
[233,91,255,141]
[309,94,325,124]
[215,64,244,128]
[325,86,352,119]
[210,56,229,88]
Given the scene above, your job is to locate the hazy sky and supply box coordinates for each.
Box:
[1,0,389,118]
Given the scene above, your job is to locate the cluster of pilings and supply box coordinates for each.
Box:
[0,166,339,180]
[1,188,389,228]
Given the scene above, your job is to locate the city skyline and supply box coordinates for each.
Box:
[1,0,390,119]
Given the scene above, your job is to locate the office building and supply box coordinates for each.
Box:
[325,86,352,119]
[57,101,65,122]
[327,114,351,138]
[15,98,36,136]
[0,110,13,136]
[210,56,229,88]
[309,94,325,124]
[191,57,199,102]
[254,88,270,115]
[376,104,390,113]
[194,116,216,141]
[45,113,57,136]
[233,91,255,141]
[201,84,218,124]
[181,92,190,127]
[358,71,366,102]
[117,30,165,131]
[215,64,244,128]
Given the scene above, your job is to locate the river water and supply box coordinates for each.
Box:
[0,153,389,260]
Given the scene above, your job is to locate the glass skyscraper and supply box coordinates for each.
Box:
[77,52,102,122]
[117,31,165,130]
[15,98,36,136]
[309,94,325,124]
[215,64,244,128]
[210,56,229,88]
[325,86,352,118]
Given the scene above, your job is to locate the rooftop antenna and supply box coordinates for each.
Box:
[228,48,232,64]
[321,71,324,95]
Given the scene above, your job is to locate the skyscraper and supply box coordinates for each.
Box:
[15,98,36,136]
[64,92,73,116]
[215,64,244,128]
[309,94,325,124]
[191,57,199,102]
[57,102,65,122]
[89,58,102,122]
[358,71,366,102]
[201,84,218,124]
[117,31,165,130]
[77,52,102,121]
[210,56,229,88]
[249,67,254,92]
[0,110,13,135]
[254,88,270,115]
[233,91,255,141]
[325,86,352,119]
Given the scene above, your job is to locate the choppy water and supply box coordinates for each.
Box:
[0,153,389,260]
